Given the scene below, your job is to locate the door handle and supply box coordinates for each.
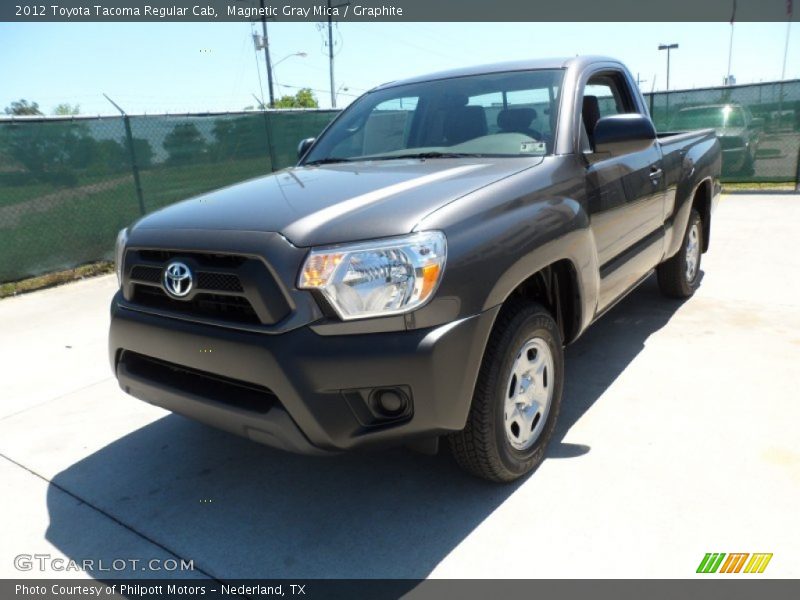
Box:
[649,167,663,183]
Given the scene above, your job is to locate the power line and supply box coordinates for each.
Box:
[358,25,463,62]
[278,81,359,99]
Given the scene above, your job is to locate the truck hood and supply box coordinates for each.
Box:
[713,127,747,138]
[131,157,538,247]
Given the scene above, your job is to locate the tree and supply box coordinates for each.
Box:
[4,99,43,115]
[131,137,154,169]
[273,88,319,109]
[54,103,81,116]
[94,139,128,172]
[162,123,207,164]
[2,120,89,185]
[211,116,267,161]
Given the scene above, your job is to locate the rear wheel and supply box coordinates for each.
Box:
[657,208,703,298]
[449,300,563,482]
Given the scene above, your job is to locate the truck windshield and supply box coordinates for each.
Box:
[302,69,564,164]
[670,105,746,130]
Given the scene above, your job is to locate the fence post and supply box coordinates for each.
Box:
[104,94,146,215]
[795,143,800,192]
[123,115,146,215]
[263,110,278,172]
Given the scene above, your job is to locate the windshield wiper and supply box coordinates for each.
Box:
[303,157,354,166]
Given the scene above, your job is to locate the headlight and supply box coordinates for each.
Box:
[114,228,128,286]
[298,231,447,320]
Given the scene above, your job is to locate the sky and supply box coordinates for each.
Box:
[0,20,797,115]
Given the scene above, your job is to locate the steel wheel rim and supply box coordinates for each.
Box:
[685,222,700,283]
[503,337,554,451]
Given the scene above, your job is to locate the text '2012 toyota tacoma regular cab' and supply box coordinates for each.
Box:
[110,56,720,482]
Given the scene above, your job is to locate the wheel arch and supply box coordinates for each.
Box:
[691,178,713,252]
[499,259,583,345]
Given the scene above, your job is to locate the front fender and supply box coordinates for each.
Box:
[413,158,599,337]
[479,199,597,326]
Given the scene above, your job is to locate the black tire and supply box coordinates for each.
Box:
[656,208,703,298]
[449,300,564,482]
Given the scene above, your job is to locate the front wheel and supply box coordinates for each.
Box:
[449,300,564,482]
[657,208,703,298]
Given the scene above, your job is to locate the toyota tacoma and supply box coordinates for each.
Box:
[110,56,721,482]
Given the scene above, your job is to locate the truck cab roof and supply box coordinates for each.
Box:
[372,56,625,91]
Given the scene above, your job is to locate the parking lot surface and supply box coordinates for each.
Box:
[1,193,799,579]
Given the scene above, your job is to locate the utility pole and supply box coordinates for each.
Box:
[259,0,275,107]
[658,43,678,91]
[325,0,349,108]
[327,0,335,108]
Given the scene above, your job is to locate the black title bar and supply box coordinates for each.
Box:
[3,579,800,600]
[3,0,800,22]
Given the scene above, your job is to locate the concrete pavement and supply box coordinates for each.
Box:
[1,193,799,580]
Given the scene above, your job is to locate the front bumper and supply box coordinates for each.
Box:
[721,146,747,172]
[109,294,498,454]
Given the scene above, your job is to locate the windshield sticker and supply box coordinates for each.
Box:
[520,141,547,154]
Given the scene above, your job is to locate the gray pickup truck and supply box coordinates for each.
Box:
[110,56,720,482]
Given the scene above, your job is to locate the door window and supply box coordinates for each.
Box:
[581,72,635,151]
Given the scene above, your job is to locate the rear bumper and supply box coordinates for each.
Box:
[109,294,498,454]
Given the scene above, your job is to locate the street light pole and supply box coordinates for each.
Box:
[726,0,736,86]
[781,11,792,81]
[272,51,308,69]
[658,43,679,91]
[271,52,308,98]
[335,83,349,104]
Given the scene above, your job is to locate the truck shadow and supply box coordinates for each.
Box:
[550,274,689,458]
[45,274,687,580]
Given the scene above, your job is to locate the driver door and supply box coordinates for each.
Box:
[581,71,666,311]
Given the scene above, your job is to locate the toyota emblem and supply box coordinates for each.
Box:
[163,261,193,298]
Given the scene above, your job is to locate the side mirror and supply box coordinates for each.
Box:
[297,137,315,160]
[592,114,657,157]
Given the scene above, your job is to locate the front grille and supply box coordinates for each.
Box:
[196,272,243,293]
[120,351,276,414]
[138,250,246,269]
[123,248,291,327]
[130,265,244,293]
[130,265,161,283]
[132,285,260,325]
[719,136,745,150]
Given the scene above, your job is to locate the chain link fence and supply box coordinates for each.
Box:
[644,79,800,183]
[1,81,799,284]
[0,110,338,282]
